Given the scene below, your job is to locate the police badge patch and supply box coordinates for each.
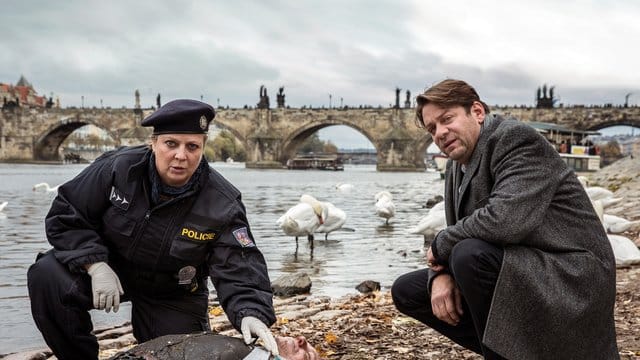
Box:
[232,227,255,247]
[199,115,207,130]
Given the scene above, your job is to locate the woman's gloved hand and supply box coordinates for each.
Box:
[86,262,124,313]
[241,316,279,356]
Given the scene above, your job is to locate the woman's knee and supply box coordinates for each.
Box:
[27,252,58,291]
[27,251,86,299]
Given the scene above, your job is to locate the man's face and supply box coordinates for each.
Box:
[276,336,320,360]
[151,133,206,187]
[421,102,485,165]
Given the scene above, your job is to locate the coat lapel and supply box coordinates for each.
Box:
[455,115,499,217]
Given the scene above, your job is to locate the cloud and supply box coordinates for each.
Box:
[1,0,638,110]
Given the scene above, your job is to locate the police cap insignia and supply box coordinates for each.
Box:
[141,99,215,134]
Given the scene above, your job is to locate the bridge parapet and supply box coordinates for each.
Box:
[494,106,640,131]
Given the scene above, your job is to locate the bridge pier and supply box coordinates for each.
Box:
[245,132,285,169]
[375,128,426,172]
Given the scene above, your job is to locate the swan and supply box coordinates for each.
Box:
[300,194,348,240]
[276,200,324,248]
[590,199,604,224]
[599,197,624,209]
[607,234,640,267]
[335,183,354,193]
[576,175,590,188]
[33,182,60,192]
[0,201,7,212]
[602,214,640,234]
[584,186,614,201]
[408,203,446,245]
[374,191,395,225]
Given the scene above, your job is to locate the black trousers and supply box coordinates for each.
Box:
[27,251,210,360]
[392,238,506,359]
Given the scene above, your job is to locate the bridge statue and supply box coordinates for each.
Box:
[404,90,411,108]
[257,85,270,109]
[536,84,556,109]
[276,87,285,108]
[135,89,141,109]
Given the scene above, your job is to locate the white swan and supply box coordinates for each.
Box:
[276,199,325,248]
[599,197,624,209]
[375,191,395,225]
[335,183,354,193]
[409,203,446,245]
[0,201,7,212]
[585,186,614,201]
[590,198,604,224]
[577,175,590,188]
[408,209,447,245]
[608,234,640,267]
[300,194,347,240]
[33,182,60,192]
[603,214,640,234]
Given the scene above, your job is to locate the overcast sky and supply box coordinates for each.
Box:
[2,0,639,148]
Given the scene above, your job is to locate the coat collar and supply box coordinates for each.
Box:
[454,114,503,215]
[127,147,152,182]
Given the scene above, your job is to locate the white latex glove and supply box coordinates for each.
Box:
[86,262,124,313]
[241,316,279,356]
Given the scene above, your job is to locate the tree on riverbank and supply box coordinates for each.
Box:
[207,130,246,161]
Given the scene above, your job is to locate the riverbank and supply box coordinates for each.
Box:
[4,156,640,360]
[8,266,639,360]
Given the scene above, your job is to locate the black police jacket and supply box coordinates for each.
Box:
[45,145,275,329]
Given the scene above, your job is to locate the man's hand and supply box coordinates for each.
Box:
[241,316,279,356]
[431,273,463,326]
[86,262,124,313]
[426,246,445,272]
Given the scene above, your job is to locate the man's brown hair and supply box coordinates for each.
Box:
[415,79,490,128]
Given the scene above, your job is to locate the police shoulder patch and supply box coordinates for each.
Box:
[232,227,255,247]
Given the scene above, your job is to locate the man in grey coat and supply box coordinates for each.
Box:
[392,79,618,359]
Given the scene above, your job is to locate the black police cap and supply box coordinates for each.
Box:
[141,99,215,134]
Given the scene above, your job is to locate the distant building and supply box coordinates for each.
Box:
[0,75,49,109]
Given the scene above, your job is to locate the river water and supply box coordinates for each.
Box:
[0,162,443,354]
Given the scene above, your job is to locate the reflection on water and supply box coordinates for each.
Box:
[0,162,443,354]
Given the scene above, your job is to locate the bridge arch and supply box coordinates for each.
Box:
[211,119,245,144]
[415,133,436,160]
[34,117,118,161]
[280,120,376,163]
[586,117,640,132]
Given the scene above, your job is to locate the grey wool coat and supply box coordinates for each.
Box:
[432,115,618,359]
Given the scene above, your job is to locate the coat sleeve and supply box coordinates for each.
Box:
[45,155,115,272]
[207,198,276,330]
[433,123,564,264]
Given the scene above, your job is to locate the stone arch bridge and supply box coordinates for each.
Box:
[1,106,639,171]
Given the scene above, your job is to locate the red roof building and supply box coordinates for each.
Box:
[1,75,48,108]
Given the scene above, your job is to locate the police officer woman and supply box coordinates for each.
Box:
[27,99,278,360]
